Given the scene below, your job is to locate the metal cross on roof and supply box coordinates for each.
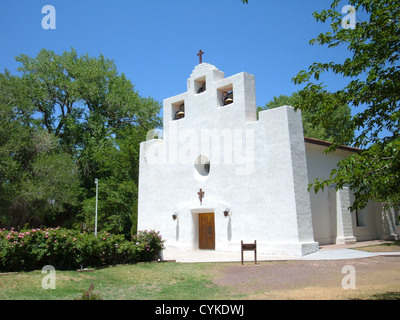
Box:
[197,49,204,64]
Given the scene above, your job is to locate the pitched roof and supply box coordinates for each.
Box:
[304,137,361,153]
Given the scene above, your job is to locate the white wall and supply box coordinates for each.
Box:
[138,63,319,256]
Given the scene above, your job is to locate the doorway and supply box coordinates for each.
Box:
[198,212,215,250]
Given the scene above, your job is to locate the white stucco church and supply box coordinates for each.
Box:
[138,61,399,256]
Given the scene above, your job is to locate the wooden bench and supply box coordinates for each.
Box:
[241,240,257,265]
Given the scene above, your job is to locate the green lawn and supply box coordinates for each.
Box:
[2,259,400,300]
[0,262,230,300]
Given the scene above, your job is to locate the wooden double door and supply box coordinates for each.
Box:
[198,212,215,250]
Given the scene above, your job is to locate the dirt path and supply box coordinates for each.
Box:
[213,255,400,300]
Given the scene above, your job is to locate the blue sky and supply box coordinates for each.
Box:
[0,0,355,113]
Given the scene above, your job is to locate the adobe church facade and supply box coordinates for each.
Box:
[138,62,399,256]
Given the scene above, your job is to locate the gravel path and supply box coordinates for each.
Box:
[213,255,400,299]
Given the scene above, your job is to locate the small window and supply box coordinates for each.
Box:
[194,76,206,94]
[356,209,366,227]
[172,101,185,120]
[217,84,234,107]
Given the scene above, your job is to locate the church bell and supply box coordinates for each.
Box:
[222,91,233,105]
[174,103,185,120]
[197,83,206,94]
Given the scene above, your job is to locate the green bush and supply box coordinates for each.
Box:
[0,227,165,272]
[132,230,164,262]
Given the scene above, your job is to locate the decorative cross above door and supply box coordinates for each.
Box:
[197,188,205,205]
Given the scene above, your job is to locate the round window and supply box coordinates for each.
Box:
[194,155,210,177]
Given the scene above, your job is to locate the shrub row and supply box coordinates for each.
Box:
[0,227,165,272]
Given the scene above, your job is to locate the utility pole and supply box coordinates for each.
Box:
[95,178,98,237]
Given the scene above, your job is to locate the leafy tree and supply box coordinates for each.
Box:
[11,48,160,151]
[258,92,354,143]
[0,49,162,233]
[79,126,147,236]
[0,101,81,227]
[291,0,400,210]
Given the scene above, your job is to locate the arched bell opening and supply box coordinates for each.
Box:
[172,100,185,120]
[217,83,234,107]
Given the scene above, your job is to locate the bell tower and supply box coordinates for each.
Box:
[163,62,257,138]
